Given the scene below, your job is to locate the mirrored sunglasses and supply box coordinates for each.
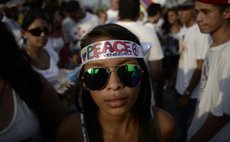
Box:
[82,64,144,91]
[27,27,49,36]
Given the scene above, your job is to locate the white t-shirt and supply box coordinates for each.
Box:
[71,12,99,40]
[175,24,209,98]
[144,18,164,33]
[0,90,41,142]
[33,48,59,88]
[69,12,99,50]
[43,43,75,94]
[106,9,118,23]
[144,22,157,31]
[116,21,164,61]
[47,36,65,54]
[62,16,76,44]
[187,40,230,142]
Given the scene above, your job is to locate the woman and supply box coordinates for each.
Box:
[20,8,59,89]
[57,24,175,142]
[0,21,65,141]
[158,8,181,92]
[96,9,108,25]
[20,8,73,95]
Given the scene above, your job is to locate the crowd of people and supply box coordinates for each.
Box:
[0,0,230,141]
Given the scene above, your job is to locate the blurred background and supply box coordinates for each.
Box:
[0,0,182,9]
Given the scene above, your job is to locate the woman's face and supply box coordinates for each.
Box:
[24,18,49,49]
[54,10,63,27]
[178,7,194,25]
[167,10,178,25]
[98,12,107,25]
[83,57,141,117]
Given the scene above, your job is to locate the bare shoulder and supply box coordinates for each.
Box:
[57,113,83,142]
[155,108,176,142]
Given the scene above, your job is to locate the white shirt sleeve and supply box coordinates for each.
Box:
[212,54,230,116]
[146,27,164,61]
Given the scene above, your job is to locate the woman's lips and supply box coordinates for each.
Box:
[106,97,128,108]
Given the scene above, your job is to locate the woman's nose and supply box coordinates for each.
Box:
[106,70,123,90]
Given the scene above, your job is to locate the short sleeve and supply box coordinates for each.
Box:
[212,54,230,116]
[146,28,164,61]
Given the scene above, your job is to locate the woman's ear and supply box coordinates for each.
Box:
[223,7,230,19]
[21,29,27,39]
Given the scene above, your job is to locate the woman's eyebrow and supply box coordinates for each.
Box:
[84,62,105,68]
[119,58,137,64]
[85,58,137,68]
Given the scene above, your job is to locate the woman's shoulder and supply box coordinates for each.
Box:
[57,113,83,142]
[154,108,176,142]
[155,107,175,127]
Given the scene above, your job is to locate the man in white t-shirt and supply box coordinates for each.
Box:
[174,0,209,141]
[116,0,164,107]
[144,2,163,33]
[62,0,99,52]
[187,0,230,141]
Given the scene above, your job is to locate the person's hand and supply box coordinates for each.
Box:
[56,80,75,94]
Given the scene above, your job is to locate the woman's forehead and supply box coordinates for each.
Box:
[28,18,48,28]
[84,58,138,68]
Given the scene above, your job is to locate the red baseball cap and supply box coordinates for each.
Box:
[196,0,230,5]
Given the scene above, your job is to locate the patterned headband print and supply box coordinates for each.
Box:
[81,40,151,65]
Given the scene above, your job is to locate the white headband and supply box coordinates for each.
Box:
[80,40,151,65]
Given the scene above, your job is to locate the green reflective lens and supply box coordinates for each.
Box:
[82,64,143,90]
[117,64,143,87]
[83,67,109,90]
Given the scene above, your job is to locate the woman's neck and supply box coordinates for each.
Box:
[170,23,180,34]
[24,44,42,58]
[24,44,50,69]
[97,112,139,142]
[98,112,138,134]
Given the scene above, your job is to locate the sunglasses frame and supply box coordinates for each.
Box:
[27,27,49,37]
[82,64,144,91]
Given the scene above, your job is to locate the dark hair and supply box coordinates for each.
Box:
[63,0,84,22]
[44,4,64,22]
[3,6,18,20]
[118,0,140,21]
[147,3,162,17]
[64,0,81,14]
[96,8,107,16]
[161,8,179,35]
[0,22,57,141]
[79,23,157,142]
[24,0,43,9]
[217,4,230,12]
[21,8,50,30]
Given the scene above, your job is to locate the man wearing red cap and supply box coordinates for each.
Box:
[187,0,230,141]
